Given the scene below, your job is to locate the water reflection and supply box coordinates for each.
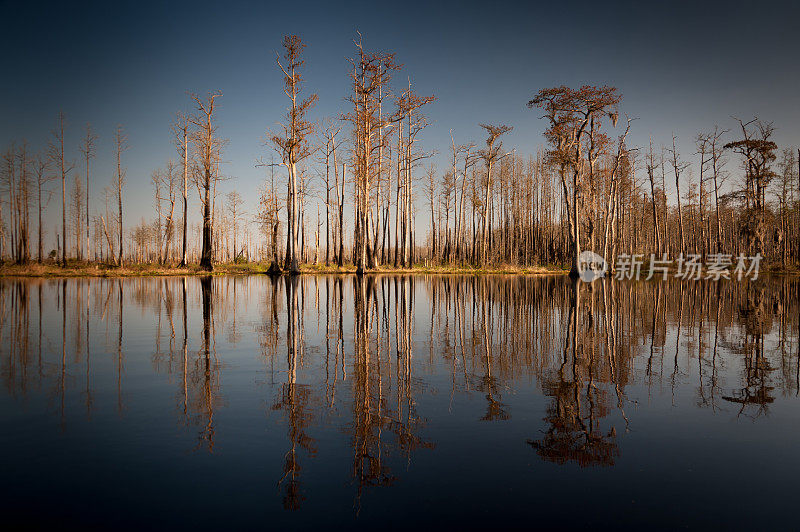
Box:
[0,274,798,526]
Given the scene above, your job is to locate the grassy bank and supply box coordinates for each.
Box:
[0,261,568,278]
[3,260,795,278]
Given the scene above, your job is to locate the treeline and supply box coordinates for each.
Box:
[1,34,799,272]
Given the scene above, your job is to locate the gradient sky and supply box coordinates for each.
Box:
[2,0,799,247]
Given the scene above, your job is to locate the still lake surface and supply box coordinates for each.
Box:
[0,274,798,529]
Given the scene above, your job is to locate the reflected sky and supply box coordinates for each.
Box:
[0,275,798,529]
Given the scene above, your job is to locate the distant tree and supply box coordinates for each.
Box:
[226,190,245,260]
[151,167,164,262]
[776,148,797,266]
[256,171,281,267]
[160,160,179,264]
[423,163,438,260]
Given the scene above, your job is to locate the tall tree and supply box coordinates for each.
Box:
[668,134,689,252]
[189,92,223,271]
[33,153,52,262]
[271,35,317,274]
[48,112,74,267]
[226,190,244,260]
[80,124,97,261]
[319,118,342,267]
[393,78,434,268]
[160,160,178,264]
[477,123,512,266]
[347,36,403,272]
[113,125,128,266]
[173,113,190,266]
[646,137,661,254]
[71,175,83,258]
[529,86,621,277]
[725,118,777,255]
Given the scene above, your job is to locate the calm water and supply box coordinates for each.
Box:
[0,274,798,529]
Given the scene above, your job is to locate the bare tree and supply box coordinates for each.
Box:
[189,92,223,271]
[71,174,83,258]
[160,160,178,264]
[48,112,74,266]
[256,168,281,267]
[393,78,434,268]
[173,112,190,266]
[646,137,661,254]
[477,123,512,265]
[319,118,342,267]
[424,163,438,260]
[226,190,245,260]
[271,35,317,274]
[528,86,621,277]
[80,124,98,260]
[668,134,689,252]
[347,35,404,273]
[33,153,53,262]
[113,126,128,266]
[708,126,728,253]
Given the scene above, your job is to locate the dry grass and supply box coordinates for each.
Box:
[3,259,797,278]
[0,260,568,277]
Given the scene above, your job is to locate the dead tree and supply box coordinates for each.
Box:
[319,118,342,267]
[529,86,621,277]
[161,160,178,264]
[477,123,512,266]
[271,35,317,274]
[113,125,128,266]
[189,92,223,271]
[346,35,402,273]
[669,134,689,252]
[80,124,97,261]
[393,78,434,268]
[646,137,661,254]
[725,118,777,255]
[71,175,83,259]
[226,190,244,260]
[173,113,190,266]
[48,112,74,266]
[34,153,53,262]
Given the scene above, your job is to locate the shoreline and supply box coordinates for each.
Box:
[0,262,569,278]
[0,262,797,279]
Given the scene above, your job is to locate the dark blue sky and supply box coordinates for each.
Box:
[2,0,799,237]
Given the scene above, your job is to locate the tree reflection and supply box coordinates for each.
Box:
[722,283,776,417]
[271,275,317,510]
[527,280,618,467]
[0,274,798,509]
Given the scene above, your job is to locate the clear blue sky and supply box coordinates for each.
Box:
[2,0,799,246]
